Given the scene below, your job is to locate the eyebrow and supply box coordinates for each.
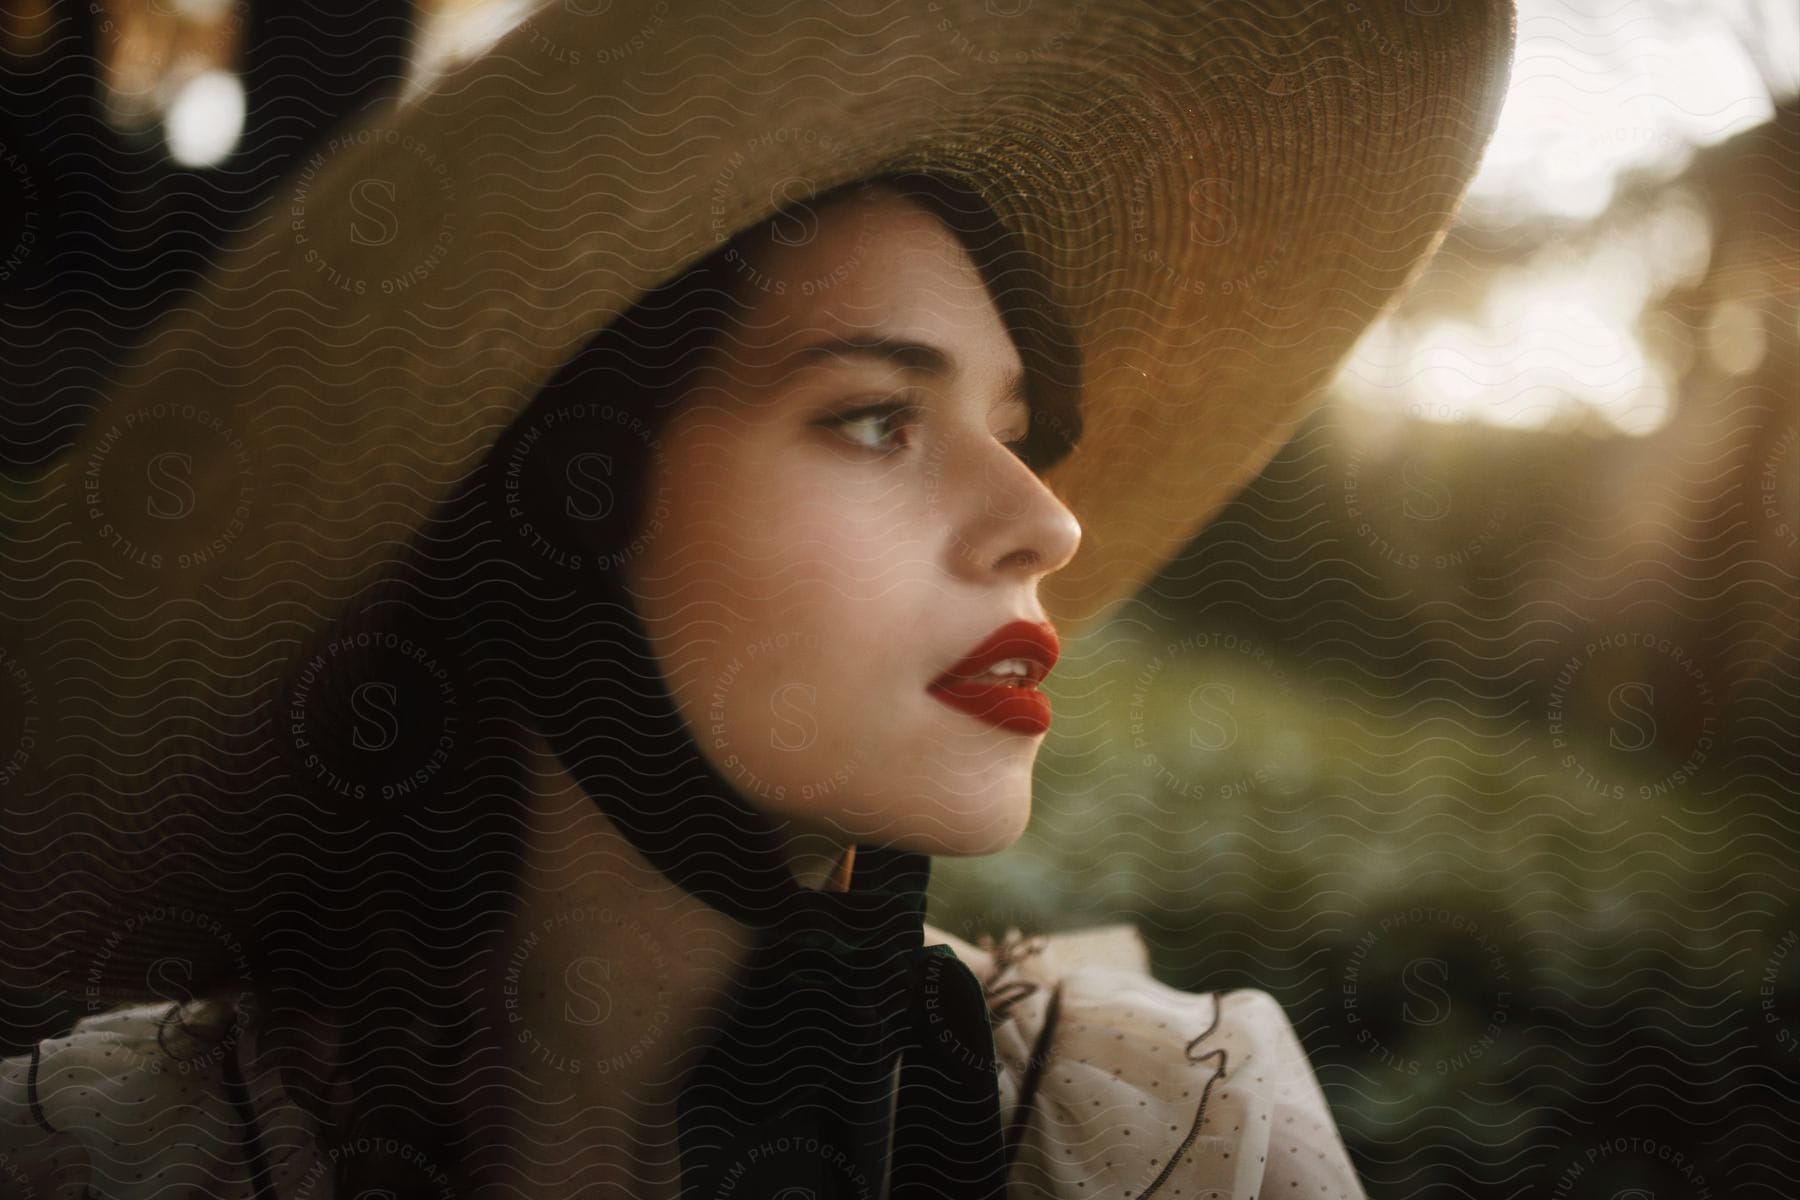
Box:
[785,334,1029,416]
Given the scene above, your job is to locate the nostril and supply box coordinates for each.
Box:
[995,548,1041,572]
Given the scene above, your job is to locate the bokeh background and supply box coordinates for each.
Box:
[3,1,1797,1196]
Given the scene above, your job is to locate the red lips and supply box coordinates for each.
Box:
[927,619,1060,736]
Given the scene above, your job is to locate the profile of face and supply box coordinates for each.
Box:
[621,185,1082,857]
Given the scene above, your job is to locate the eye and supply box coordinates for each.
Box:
[820,397,921,456]
[816,397,1037,466]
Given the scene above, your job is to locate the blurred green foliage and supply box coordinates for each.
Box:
[930,400,1799,1198]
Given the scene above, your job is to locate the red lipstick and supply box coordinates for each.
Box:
[927,619,1059,736]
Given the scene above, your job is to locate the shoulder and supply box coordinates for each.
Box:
[0,996,338,1199]
[925,920,1367,1199]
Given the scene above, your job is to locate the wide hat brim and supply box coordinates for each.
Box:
[1,0,1515,1003]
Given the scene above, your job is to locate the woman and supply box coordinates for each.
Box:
[0,1,1516,1196]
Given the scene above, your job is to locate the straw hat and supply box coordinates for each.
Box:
[0,0,1515,1007]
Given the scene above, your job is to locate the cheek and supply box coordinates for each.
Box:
[784,476,937,594]
[708,478,933,635]
[633,437,953,774]
[729,659,914,820]
[733,608,933,755]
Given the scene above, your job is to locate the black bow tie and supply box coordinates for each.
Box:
[673,846,1010,1200]
[534,574,1011,1198]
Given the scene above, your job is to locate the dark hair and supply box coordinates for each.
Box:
[229,171,1082,1197]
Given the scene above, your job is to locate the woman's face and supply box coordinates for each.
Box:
[621,187,1081,857]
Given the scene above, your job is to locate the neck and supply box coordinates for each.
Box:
[461,734,861,1195]
[462,733,762,1197]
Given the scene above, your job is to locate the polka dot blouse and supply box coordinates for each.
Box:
[1,923,1366,1198]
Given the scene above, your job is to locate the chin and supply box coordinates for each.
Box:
[889,797,1032,858]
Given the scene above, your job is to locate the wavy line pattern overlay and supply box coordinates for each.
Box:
[3,0,1795,1198]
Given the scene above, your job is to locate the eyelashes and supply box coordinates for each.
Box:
[823,397,921,455]
[819,395,1032,463]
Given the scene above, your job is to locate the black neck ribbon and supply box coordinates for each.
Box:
[534,576,1011,1198]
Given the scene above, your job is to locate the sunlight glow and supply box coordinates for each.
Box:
[1705,298,1770,376]
[1336,191,1712,437]
[163,70,245,168]
[1465,0,1784,222]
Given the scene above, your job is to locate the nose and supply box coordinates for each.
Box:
[946,434,1082,582]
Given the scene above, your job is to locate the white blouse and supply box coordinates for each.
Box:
[0,922,1366,1198]
[933,921,1368,1198]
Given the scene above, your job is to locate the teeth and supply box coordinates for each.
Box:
[974,659,1031,681]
